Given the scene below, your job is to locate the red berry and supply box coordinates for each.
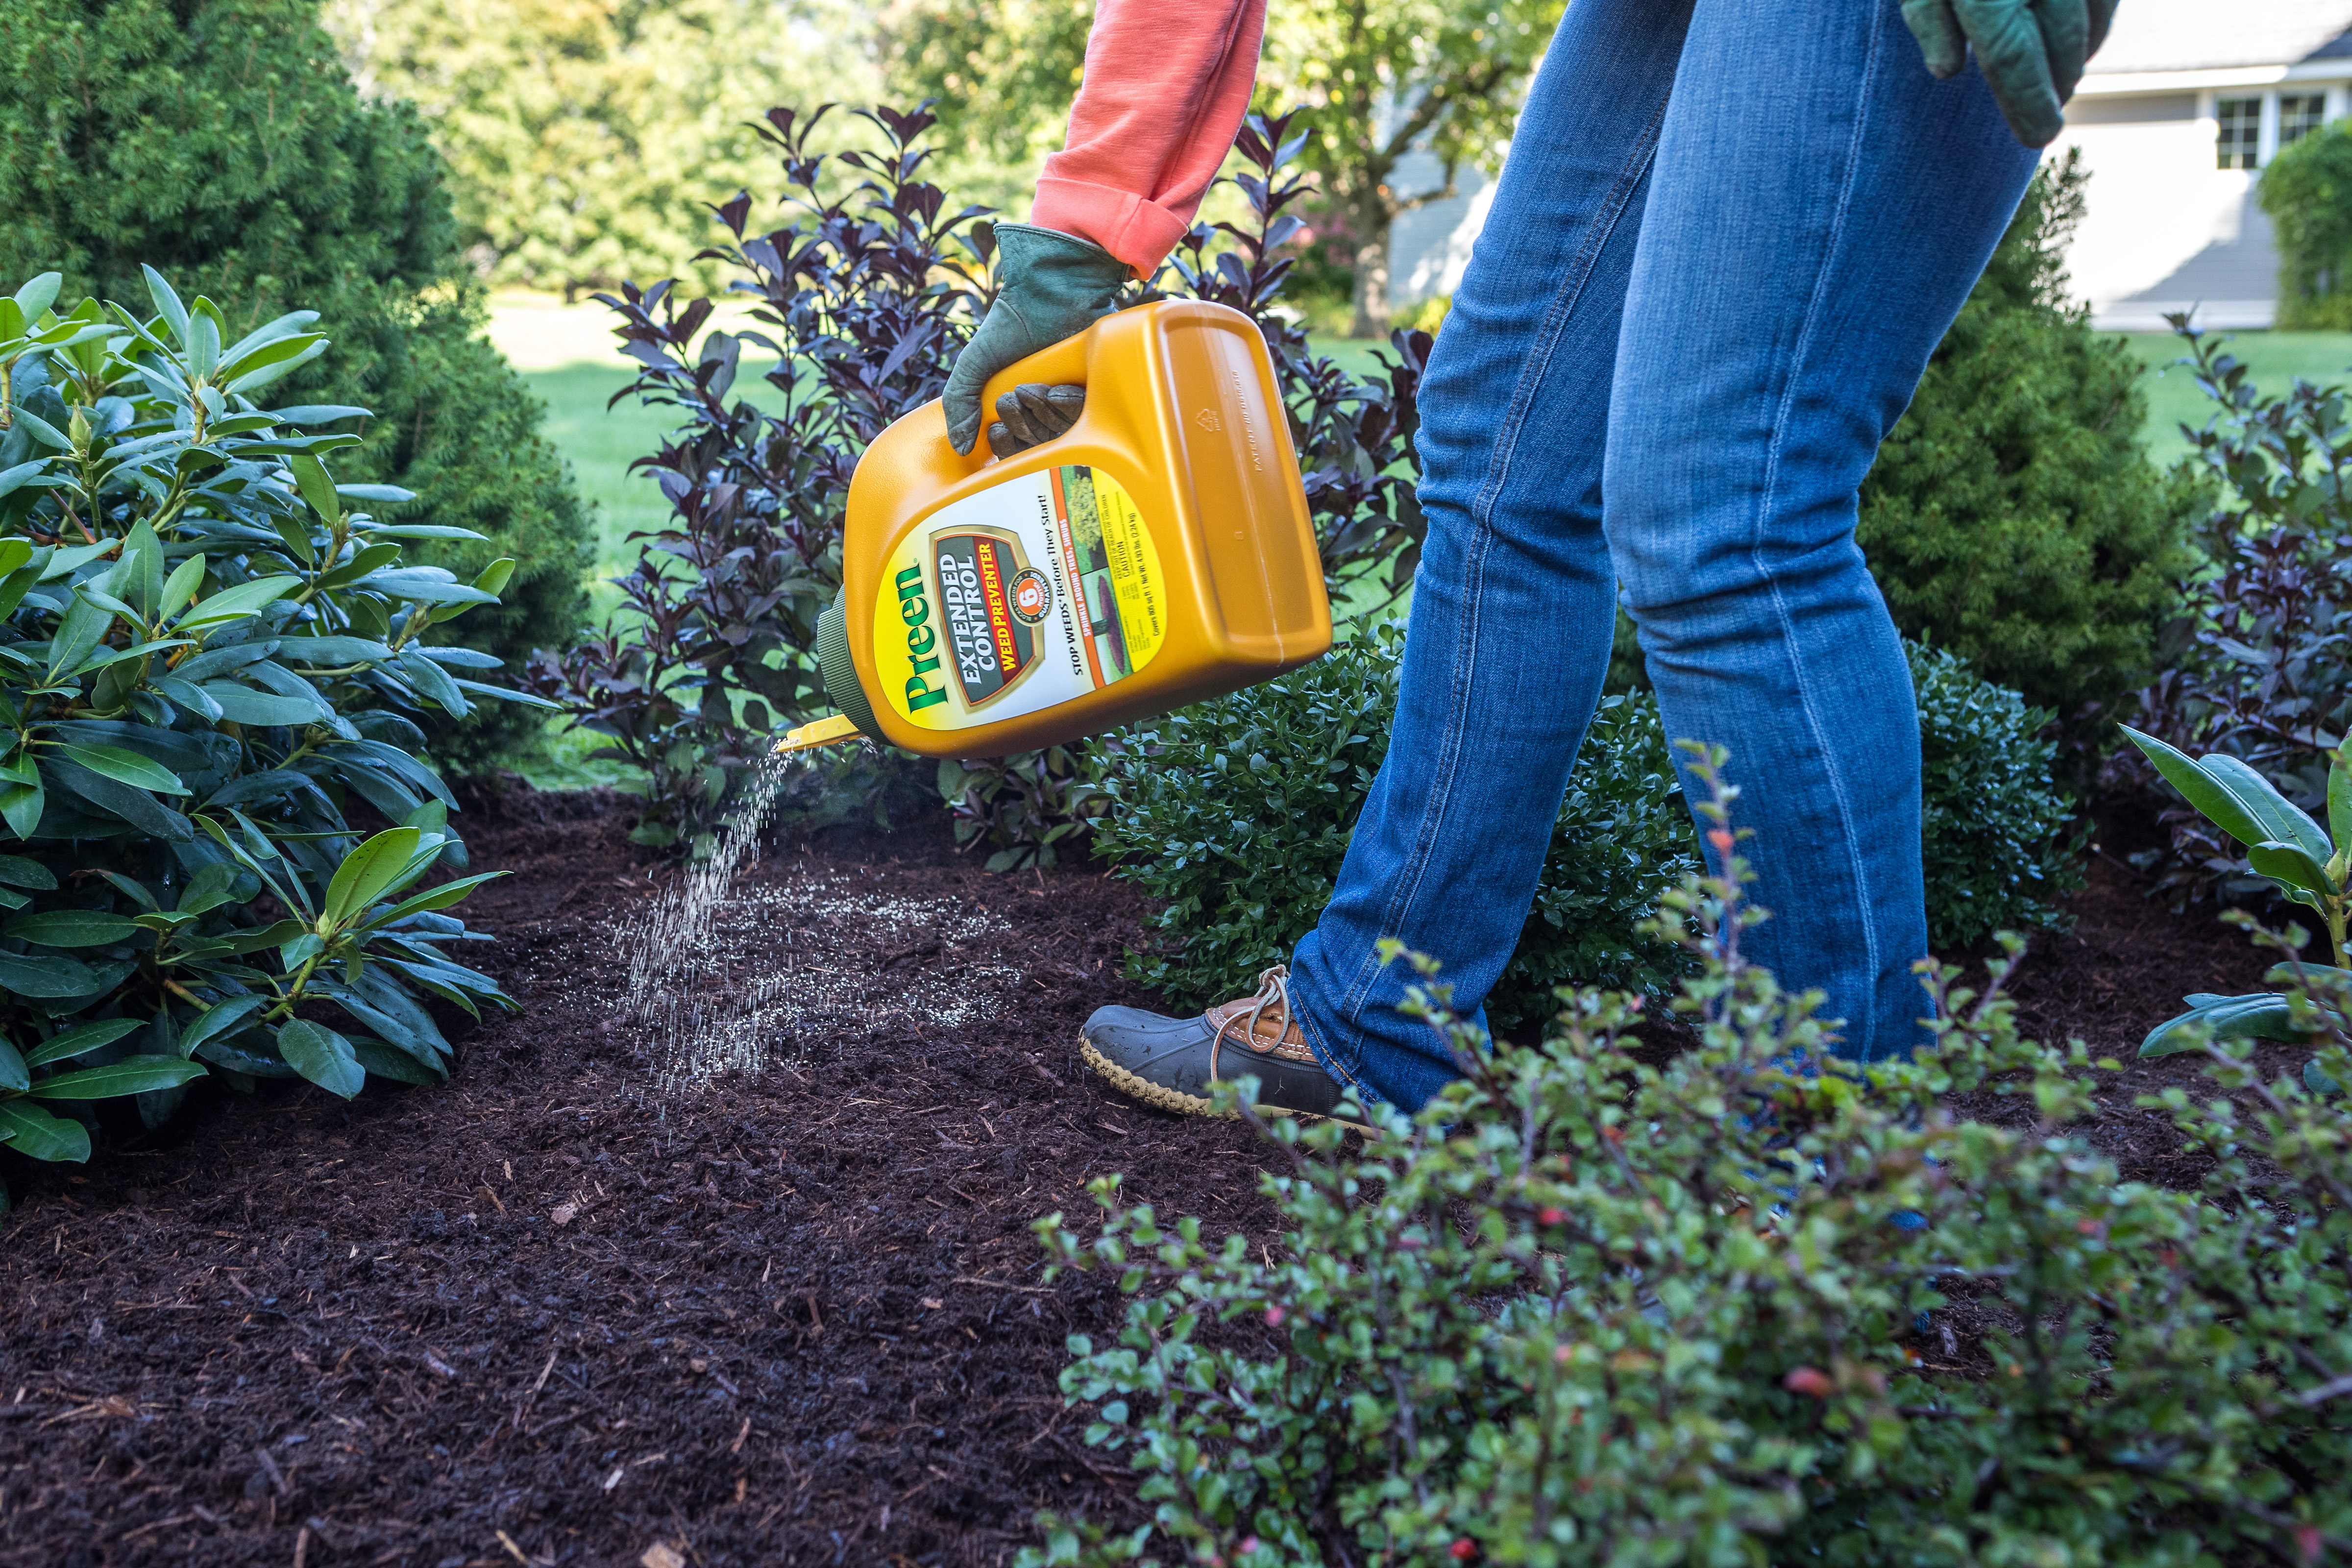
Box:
[1538,1207,1567,1225]
[1264,1305,1285,1327]
[1449,1539,1477,1561]
[1783,1367,1834,1398]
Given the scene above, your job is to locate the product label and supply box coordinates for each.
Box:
[874,464,1166,731]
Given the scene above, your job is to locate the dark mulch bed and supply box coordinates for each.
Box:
[0,788,2307,1568]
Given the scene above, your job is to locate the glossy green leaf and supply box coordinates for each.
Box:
[29,1057,209,1101]
[0,1036,27,1093]
[350,1036,442,1086]
[0,853,56,890]
[0,949,100,998]
[275,1019,364,1099]
[0,1100,90,1162]
[24,1017,143,1067]
[2331,746,2352,858]
[2203,754,2333,866]
[56,742,188,796]
[324,827,424,926]
[2121,727,2273,854]
[178,995,268,1057]
[4,909,142,948]
[2140,992,2303,1056]
[176,574,301,631]
[200,683,324,728]
[290,451,342,528]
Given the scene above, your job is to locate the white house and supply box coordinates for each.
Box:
[2057,0,2352,329]
[1386,3,2352,329]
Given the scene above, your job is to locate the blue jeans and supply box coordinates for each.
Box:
[1286,0,2039,1112]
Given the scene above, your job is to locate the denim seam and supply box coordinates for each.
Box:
[1746,0,1890,1059]
[1321,88,1675,1082]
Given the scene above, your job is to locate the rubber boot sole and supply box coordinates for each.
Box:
[1079,1035,1361,1127]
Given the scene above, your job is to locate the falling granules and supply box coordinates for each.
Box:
[614,749,801,1096]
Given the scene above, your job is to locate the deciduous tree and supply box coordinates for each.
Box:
[885,0,1560,336]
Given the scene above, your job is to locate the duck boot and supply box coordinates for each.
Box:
[1079,965,1369,1126]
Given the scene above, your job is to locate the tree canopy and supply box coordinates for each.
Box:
[322,0,879,298]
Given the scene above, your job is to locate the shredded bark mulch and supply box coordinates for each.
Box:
[0,787,2303,1567]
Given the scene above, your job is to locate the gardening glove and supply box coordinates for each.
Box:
[1902,0,2120,147]
[944,222,1129,456]
[989,382,1088,459]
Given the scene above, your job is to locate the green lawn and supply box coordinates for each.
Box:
[2121,330,2352,451]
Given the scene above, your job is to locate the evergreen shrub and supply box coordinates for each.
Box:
[0,0,593,771]
[1025,775,2352,1568]
[0,269,531,1210]
[1092,633,2081,1029]
[1911,640,2083,949]
[1857,153,2196,731]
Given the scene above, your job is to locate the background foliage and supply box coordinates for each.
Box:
[0,268,526,1209]
[2260,118,2352,331]
[2133,322,2352,905]
[884,0,1560,337]
[0,0,592,772]
[1856,154,2197,734]
[1026,801,2352,1568]
[321,0,879,300]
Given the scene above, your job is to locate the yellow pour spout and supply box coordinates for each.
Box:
[772,712,863,755]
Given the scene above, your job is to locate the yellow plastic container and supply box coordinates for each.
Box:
[791,300,1330,760]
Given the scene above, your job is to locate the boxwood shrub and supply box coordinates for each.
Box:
[1091,630,2083,1033]
[0,268,535,1210]
[1090,622,1697,1039]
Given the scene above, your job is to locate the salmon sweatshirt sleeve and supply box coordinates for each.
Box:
[1029,0,1269,276]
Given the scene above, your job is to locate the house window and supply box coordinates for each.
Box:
[2217,97,2262,168]
[2281,93,2328,147]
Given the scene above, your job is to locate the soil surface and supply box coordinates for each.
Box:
[0,789,2307,1568]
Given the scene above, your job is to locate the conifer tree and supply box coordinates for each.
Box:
[0,0,592,770]
[1857,153,2198,732]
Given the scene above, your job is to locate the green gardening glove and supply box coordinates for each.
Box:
[944,222,1130,456]
[1903,0,2120,147]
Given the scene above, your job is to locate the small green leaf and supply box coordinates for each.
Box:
[176,574,301,631]
[0,1036,28,1093]
[2330,744,2352,857]
[2248,839,2337,900]
[275,1019,365,1099]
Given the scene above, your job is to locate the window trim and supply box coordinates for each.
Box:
[2200,84,2351,169]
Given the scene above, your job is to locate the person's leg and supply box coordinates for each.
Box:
[1282,0,1696,1113]
[1605,0,2039,1061]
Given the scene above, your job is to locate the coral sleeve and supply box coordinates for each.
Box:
[1029,0,1268,276]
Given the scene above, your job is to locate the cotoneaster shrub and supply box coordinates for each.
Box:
[1025,762,2352,1568]
[0,269,532,1210]
[1095,630,2082,1029]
